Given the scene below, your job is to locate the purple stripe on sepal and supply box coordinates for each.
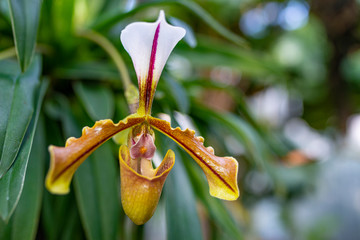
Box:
[145,23,161,114]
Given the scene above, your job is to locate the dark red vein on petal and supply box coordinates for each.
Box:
[172,136,236,193]
[52,118,145,182]
[149,119,236,194]
[145,23,160,114]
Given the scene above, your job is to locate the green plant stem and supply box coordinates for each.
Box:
[77,30,132,90]
[0,47,16,60]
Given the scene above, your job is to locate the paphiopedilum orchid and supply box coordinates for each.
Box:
[45,11,239,225]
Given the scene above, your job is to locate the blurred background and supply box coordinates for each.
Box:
[1,0,360,239]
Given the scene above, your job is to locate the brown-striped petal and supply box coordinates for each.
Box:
[119,145,175,225]
[148,116,239,200]
[46,114,146,194]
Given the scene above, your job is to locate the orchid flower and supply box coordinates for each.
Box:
[45,11,239,225]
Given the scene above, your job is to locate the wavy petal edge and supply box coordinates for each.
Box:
[147,116,239,200]
[46,114,146,194]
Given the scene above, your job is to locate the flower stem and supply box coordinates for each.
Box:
[77,30,139,112]
[77,30,132,89]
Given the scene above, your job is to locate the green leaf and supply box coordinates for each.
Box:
[91,0,247,47]
[191,105,285,193]
[164,147,204,240]
[179,0,246,47]
[7,0,42,71]
[156,132,203,240]
[42,192,84,240]
[74,142,120,240]
[0,60,20,168]
[162,74,190,113]
[192,105,267,168]
[177,37,284,78]
[54,95,120,240]
[51,0,75,41]
[54,62,119,81]
[0,56,41,178]
[73,82,115,121]
[170,113,243,239]
[41,119,85,240]
[169,17,197,48]
[0,1,11,22]
[180,149,243,240]
[0,115,45,240]
[0,78,48,221]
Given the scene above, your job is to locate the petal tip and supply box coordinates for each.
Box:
[158,10,166,22]
[148,117,239,202]
[45,145,71,195]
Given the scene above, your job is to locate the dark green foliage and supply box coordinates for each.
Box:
[1,0,359,239]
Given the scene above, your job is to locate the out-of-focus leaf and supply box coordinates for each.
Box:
[0,116,45,240]
[73,82,115,121]
[162,74,190,113]
[164,148,203,240]
[182,79,290,156]
[143,201,166,240]
[42,192,84,240]
[0,79,48,221]
[0,1,10,22]
[191,104,272,171]
[54,62,119,81]
[51,0,75,49]
[92,0,247,47]
[178,0,246,47]
[177,37,284,78]
[192,104,286,194]
[169,17,197,48]
[156,133,203,240]
[180,149,243,240]
[7,0,42,71]
[41,116,84,240]
[99,0,127,17]
[53,95,120,240]
[74,142,120,240]
[0,56,41,178]
[170,113,243,239]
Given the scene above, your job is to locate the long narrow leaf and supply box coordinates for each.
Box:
[0,79,48,221]
[54,95,120,240]
[73,82,115,121]
[74,142,120,240]
[0,56,41,178]
[164,148,204,240]
[181,149,243,240]
[42,191,84,240]
[10,116,44,240]
[7,0,42,71]
[156,134,203,240]
[91,0,247,47]
[0,60,20,165]
[0,116,45,240]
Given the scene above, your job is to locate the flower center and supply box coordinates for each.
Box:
[140,146,147,154]
[129,124,156,160]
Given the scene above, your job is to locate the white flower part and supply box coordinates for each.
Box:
[120,10,186,85]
